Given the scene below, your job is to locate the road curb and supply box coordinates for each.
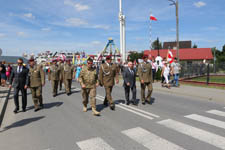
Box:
[0,88,11,127]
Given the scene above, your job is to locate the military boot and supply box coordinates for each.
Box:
[92,108,100,116]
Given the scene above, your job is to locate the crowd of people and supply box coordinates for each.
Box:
[4,54,180,116]
[0,61,12,87]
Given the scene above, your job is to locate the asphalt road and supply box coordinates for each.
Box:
[0,81,225,150]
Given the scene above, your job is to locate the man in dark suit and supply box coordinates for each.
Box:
[123,61,137,105]
[9,58,29,113]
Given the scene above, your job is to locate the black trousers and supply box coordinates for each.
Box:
[14,87,27,110]
[124,85,136,102]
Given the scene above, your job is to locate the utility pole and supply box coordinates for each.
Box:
[119,0,126,63]
[169,0,179,62]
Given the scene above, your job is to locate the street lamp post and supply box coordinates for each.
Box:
[169,0,179,62]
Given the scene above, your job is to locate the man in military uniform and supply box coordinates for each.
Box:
[79,58,100,116]
[58,59,64,90]
[99,56,119,110]
[28,57,45,112]
[48,59,60,97]
[138,55,153,105]
[63,59,75,96]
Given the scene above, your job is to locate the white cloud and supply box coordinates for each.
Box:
[91,41,101,45]
[17,32,27,37]
[24,13,35,19]
[202,27,218,31]
[0,33,6,38]
[52,18,109,30]
[194,1,206,8]
[92,25,110,30]
[41,27,51,32]
[64,0,90,11]
[65,18,88,27]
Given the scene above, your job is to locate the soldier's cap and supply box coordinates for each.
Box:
[143,55,148,59]
[106,55,112,60]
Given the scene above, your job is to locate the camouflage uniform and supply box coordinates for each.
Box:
[79,65,100,115]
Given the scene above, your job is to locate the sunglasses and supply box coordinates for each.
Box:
[87,62,93,65]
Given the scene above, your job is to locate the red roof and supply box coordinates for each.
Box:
[144,48,213,60]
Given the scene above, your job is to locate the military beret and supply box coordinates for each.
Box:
[143,55,148,59]
[106,55,112,60]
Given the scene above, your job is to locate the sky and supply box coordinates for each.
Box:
[0,0,225,56]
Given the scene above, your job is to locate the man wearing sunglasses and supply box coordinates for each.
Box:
[9,58,29,113]
[79,58,100,116]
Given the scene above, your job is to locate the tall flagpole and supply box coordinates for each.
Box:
[119,0,126,63]
[150,12,152,51]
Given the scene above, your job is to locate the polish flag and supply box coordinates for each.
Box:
[167,50,174,64]
[150,15,157,21]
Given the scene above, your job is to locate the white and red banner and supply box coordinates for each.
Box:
[167,50,174,64]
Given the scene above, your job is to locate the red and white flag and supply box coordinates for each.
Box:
[150,15,157,21]
[167,50,174,64]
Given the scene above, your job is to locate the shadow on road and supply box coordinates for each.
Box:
[26,102,64,111]
[0,116,45,132]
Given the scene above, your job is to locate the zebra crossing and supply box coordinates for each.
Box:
[76,107,225,150]
[96,95,160,120]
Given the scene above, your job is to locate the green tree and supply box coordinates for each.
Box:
[222,44,225,53]
[193,44,198,48]
[128,51,144,62]
[151,38,162,50]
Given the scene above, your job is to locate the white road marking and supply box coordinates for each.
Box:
[207,110,225,117]
[120,103,160,118]
[185,114,225,129]
[158,119,225,150]
[122,127,186,150]
[76,137,114,150]
[96,96,154,120]
[96,94,160,118]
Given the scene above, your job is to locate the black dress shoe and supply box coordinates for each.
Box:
[22,109,26,112]
[53,94,56,97]
[34,108,40,112]
[110,104,115,111]
[142,102,146,105]
[103,99,108,106]
[39,104,44,109]
[13,108,19,114]
[126,101,130,105]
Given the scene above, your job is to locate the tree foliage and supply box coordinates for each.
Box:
[128,51,144,62]
[212,47,225,63]
[193,44,198,48]
[151,39,162,50]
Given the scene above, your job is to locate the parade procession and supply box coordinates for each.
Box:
[1,0,225,150]
[7,53,156,116]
